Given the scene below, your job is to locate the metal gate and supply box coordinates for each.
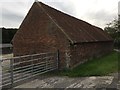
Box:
[0,51,59,88]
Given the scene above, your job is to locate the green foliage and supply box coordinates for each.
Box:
[1,27,17,43]
[67,52,118,77]
[104,17,120,49]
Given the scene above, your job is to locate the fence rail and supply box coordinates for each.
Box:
[0,51,59,88]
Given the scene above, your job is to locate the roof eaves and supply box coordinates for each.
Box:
[73,40,113,45]
[93,26,112,40]
[36,2,74,44]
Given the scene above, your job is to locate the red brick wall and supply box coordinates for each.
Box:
[69,41,113,68]
[13,3,70,69]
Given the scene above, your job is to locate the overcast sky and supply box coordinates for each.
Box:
[118,1,120,15]
[0,0,119,29]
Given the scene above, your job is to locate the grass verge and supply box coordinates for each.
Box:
[46,51,119,77]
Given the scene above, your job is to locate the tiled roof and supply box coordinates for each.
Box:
[37,2,113,44]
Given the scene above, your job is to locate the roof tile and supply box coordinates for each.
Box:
[38,2,113,43]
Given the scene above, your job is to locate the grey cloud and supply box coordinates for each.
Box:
[16,1,26,6]
[1,8,24,28]
[85,10,117,28]
[0,1,34,27]
[1,0,77,28]
[2,8,24,23]
[45,1,76,16]
[87,10,116,21]
[54,2,76,15]
[118,1,120,15]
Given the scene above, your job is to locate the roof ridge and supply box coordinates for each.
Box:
[35,2,112,43]
[36,2,74,44]
[38,2,95,27]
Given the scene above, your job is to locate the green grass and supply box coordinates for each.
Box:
[46,51,119,77]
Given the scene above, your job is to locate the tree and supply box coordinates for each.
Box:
[1,27,18,43]
[104,16,120,49]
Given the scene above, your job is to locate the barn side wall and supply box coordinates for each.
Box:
[69,41,113,68]
[12,2,70,69]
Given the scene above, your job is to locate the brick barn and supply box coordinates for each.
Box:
[12,2,113,69]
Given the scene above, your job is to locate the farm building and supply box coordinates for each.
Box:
[12,2,113,69]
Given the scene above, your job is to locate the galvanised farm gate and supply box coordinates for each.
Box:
[0,51,59,88]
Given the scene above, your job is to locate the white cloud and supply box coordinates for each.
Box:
[39,0,76,17]
[118,1,120,15]
[0,0,34,28]
[68,0,118,28]
[0,0,119,29]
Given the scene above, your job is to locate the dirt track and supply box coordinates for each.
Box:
[15,75,117,88]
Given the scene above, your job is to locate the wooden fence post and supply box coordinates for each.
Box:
[31,55,34,77]
[57,50,60,70]
[45,53,47,71]
[10,58,14,88]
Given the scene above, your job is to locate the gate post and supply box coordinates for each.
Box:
[10,58,14,88]
[31,55,34,77]
[45,53,47,71]
[0,59,2,88]
[57,50,60,70]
